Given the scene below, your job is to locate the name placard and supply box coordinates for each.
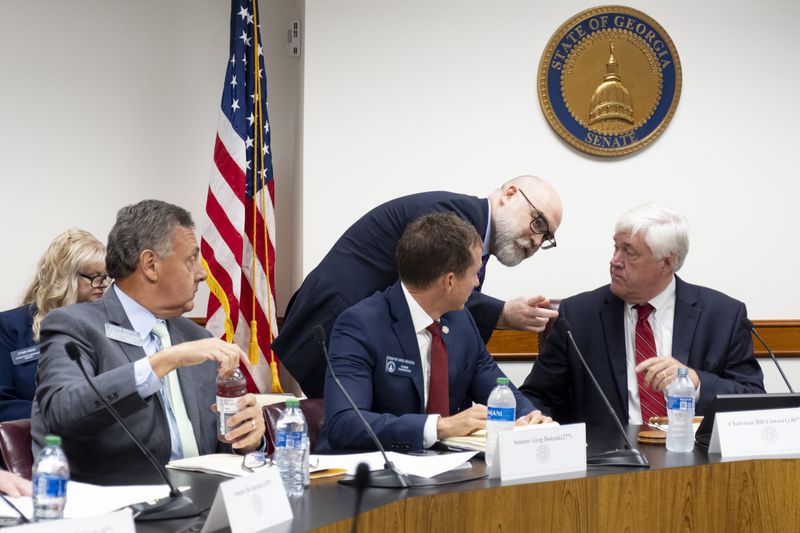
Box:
[709,407,800,458]
[6,509,134,532]
[202,468,292,533]
[491,423,586,481]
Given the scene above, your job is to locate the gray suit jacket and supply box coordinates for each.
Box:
[31,288,223,485]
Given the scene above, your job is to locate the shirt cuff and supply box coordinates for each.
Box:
[423,414,440,448]
[134,357,162,399]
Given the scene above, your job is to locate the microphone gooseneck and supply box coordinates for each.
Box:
[560,320,649,468]
[744,318,795,393]
[65,341,201,520]
[313,325,411,488]
[0,493,29,525]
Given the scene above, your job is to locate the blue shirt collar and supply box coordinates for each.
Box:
[113,284,158,342]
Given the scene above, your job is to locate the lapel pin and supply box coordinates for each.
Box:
[441,325,449,334]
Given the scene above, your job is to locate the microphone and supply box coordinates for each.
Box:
[312,325,411,488]
[743,318,795,393]
[65,341,201,521]
[350,462,370,533]
[0,493,29,525]
[559,319,648,467]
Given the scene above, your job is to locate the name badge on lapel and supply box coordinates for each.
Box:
[385,355,415,377]
[10,345,40,365]
[105,323,144,346]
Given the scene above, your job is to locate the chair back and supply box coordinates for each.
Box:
[0,418,33,479]
[262,398,325,455]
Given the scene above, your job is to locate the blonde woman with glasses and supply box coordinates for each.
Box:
[0,229,107,423]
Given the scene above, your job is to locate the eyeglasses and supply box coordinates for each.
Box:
[517,189,557,250]
[78,273,111,288]
[241,451,272,472]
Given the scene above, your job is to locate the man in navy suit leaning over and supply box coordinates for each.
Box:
[273,175,564,398]
[318,213,551,452]
[520,203,765,427]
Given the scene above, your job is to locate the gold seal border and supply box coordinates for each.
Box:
[537,5,682,157]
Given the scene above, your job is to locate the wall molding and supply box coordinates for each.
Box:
[190,317,799,362]
[488,320,800,361]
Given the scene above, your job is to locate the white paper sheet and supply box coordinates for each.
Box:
[0,482,171,520]
[168,453,247,477]
[311,450,477,479]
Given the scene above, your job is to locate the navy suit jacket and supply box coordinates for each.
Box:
[520,277,765,426]
[272,191,504,398]
[317,282,533,452]
[0,305,38,422]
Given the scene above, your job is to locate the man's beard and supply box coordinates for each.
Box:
[492,203,536,267]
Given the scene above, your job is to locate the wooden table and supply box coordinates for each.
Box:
[140,426,800,532]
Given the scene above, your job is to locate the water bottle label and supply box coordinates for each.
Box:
[275,431,307,450]
[487,406,515,422]
[33,473,67,498]
[667,395,694,411]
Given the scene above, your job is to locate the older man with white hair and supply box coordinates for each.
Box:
[520,203,765,426]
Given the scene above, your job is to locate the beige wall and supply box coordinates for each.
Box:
[1,0,797,323]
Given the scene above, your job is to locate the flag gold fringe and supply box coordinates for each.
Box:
[201,258,234,343]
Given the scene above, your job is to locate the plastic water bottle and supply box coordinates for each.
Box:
[666,367,695,452]
[274,398,308,497]
[32,434,69,521]
[485,377,516,469]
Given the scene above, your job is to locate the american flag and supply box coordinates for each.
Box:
[200,0,281,393]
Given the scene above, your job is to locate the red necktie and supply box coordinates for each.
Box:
[634,304,666,420]
[426,322,450,416]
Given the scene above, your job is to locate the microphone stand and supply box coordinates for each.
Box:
[749,321,795,393]
[313,326,411,488]
[565,329,649,467]
[66,342,201,520]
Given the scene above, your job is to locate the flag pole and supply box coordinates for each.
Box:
[250,0,283,392]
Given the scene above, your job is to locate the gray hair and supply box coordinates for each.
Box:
[615,203,689,271]
[106,200,194,279]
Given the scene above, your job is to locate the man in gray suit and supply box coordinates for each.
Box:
[31,200,266,485]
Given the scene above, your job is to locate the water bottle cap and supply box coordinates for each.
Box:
[285,398,300,408]
[44,434,62,446]
[677,367,688,377]
[496,377,509,385]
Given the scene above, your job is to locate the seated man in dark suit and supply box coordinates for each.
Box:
[31,200,266,484]
[520,203,765,426]
[318,213,551,452]
[273,175,563,398]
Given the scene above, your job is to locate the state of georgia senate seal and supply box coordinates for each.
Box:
[537,6,681,156]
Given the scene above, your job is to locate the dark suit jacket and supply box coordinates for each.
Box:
[316,282,533,452]
[519,277,765,426]
[0,305,38,422]
[31,288,226,485]
[272,191,505,398]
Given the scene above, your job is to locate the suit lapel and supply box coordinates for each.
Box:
[387,283,426,409]
[671,277,699,366]
[102,287,148,365]
[600,291,628,415]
